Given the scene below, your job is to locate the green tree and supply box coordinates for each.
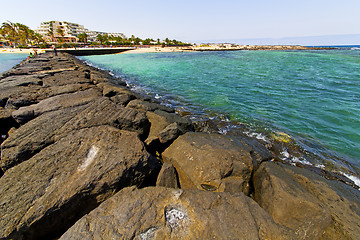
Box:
[96,34,109,44]
[142,38,152,45]
[1,21,18,47]
[134,37,141,45]
[46,21,55,42]
[77,32,88,44]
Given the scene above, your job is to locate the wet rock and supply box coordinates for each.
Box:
[1,98,150,171]
[162,132,254,194]
[156,162,179,188]
[193,119,220,133]
[234,135,273,168]
[12,88,101,124]
[127,99,175,113]
[153,110,193,132]
[158,122,182,144]
[60,186,295,240]
[110,93,136,106]
[100,82,132,97]
[0,126,159,240]
[97,82,137,106]
[253,162,360,240]
[145,110,193,153]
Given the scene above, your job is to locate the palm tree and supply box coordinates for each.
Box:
[16,23,32,45]
[78,32,88,44]
[1,21,18,47]
[46,21,55,42]
[31,32,45,45]
[56,27,65,43]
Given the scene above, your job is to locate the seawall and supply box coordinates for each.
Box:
[0,52,359,239]
[46,47,134,56]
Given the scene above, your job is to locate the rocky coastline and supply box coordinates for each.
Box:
[0,52,359,239]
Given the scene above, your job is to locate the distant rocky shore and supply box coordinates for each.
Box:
[184,45,333,52]
[0,52,359,239]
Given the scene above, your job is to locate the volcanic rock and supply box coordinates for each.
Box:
[11,88,101,124]
[60,186,295,240]
[162,132,255,194]
[0,125,158,240]
[1,98,150,171]
[253,162,360,240]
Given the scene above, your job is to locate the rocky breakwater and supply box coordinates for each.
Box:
[0,52,359,240]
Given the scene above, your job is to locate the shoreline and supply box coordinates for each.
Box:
[0,52,359,239]
[80,51,360,183]
[0,44,334,56]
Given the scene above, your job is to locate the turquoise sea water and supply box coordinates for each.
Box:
[81,49,360,175]
[0,53,27,73]
[1,51,359,177]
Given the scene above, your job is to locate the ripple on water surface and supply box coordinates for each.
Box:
[81,49,360,178]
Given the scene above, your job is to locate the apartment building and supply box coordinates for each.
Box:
[35,21,125,43]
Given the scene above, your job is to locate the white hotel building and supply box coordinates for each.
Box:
[35,21,125,43]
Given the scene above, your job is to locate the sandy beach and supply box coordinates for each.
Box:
[0,48,47,54]
[0,47,187,55]
[122,46,190,54]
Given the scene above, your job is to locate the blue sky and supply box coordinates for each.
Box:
[1,0,360,44]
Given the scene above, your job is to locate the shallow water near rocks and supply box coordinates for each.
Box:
[0,53,27,73]
[81,49,360,179]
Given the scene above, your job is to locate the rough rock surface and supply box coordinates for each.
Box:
[156,162,179,188]
[253,162,360,240]
[60,186,295,240]
[162,132,255,194]
[11,88,101,124]
[127,99,175,113]
[1,97,150,171]
[0,107,17,137]
[145,110,193,151]
[0,126,158,240]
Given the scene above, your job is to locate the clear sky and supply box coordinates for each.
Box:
[1,0,360,44]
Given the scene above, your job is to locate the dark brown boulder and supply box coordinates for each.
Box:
[253,162,360,240]
[127,99,175,113]
[0,74,43,89]
[162,132,254,195]
[60,186,295,240]
[156,162,179,188]
[42,70,92,87]
[11,88,101,124]
[0,107,17,137]
[145,110,193,150]
[1,98,150,171]
[0,125,159,240]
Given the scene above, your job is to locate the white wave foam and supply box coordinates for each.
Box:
[280,149,312,166]
[290,156,312,166]
[315,164,326,169]
[341,172,360,190]
[243,131,268,142]
[280,149,290,159]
